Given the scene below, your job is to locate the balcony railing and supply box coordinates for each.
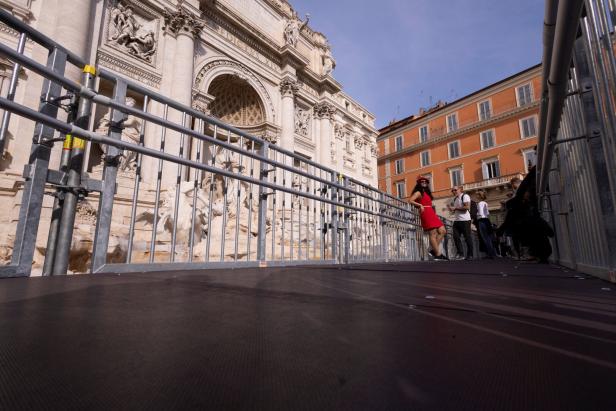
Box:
[463,173,525,191]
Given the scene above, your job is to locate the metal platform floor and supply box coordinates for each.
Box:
[1,260,615,410]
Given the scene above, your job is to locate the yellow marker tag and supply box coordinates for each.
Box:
[72,137,86,150]
[62,134,73,150]
[83,65,96,75]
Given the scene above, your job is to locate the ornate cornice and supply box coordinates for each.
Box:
[97,49,161,87]
[163,4,204,37]
[192,89,214,114]
[200,5,281,70]
[279,78,299,98]
[0,1,33,23]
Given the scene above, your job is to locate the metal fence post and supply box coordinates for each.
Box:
[4,48,68,278]
[329,171,338,262]
[342,175,350,264]
[256,142,269,262]
[51,65,96,275]
[42,94,78,276]
[379,193,387,261]
[91,80,128,273]
[0,32,26,156]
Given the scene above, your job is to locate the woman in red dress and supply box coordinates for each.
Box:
[409,176,448,260]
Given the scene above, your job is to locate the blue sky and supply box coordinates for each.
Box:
[290,0,544,129]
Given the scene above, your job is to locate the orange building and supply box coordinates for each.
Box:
[377,64,541,223]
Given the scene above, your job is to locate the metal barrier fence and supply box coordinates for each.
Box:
[0,9,468,278]
[537,0,616,282]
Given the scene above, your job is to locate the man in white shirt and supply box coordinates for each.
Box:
[447,185,474,260]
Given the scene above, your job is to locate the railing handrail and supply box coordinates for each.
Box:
[537,0,584,195]
[0,38,416,217]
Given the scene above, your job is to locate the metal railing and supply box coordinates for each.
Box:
[537,0,616,282]
[0,9,456,277]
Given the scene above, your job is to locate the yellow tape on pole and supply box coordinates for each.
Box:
[62,134,73,150]
[83,65,96,75]
[72,137,86,150]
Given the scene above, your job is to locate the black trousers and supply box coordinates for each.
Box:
[453,220,474,257]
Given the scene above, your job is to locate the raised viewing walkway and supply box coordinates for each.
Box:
[1,260,614,410]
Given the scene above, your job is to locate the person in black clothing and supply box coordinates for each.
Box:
[497,166,553,263]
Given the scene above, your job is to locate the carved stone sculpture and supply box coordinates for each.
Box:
[322,46,335,76]
[163,4,204,37]
[95,97,143,171]
[279,78,299,97]
[109,3,157,62]
[313,102,335,120]
[294,107,310,136]
[283,11,309,47]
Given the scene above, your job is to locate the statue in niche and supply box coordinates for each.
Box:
[95,97,143,171]
[109,3,157,62]
[294,107,310,136]
[284,11,309,48]
[322,46,335,76]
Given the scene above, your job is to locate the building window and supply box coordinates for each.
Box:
[522,148,537,172]
[478,100,491,121]
[480,129,495,149]
[345,136,351,152]
[520,116,537,138]
[448,140,460,159]
[420,150,430,167]
[395,158,404,174]
[419,125,429,143]
[446,113,458,132]
[395,135,403,151]
[395,181,406,199]
[482,158,501,179]
[516,83,533,107]
[450,167,463,187]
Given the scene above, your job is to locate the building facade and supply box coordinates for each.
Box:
[0,0,378,269]
[377,64,541,223]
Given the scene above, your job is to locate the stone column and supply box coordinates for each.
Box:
[314,102,335,170]
[154,5,204,187]
[279,78,299,153]
[191,90,214,166]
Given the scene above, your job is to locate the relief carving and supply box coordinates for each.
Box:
[294,107,310,137]
[108,2,157,63]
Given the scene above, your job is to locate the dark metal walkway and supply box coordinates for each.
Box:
[1,261,615,410]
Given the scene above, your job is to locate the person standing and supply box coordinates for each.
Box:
[448,185,474,260]
[409,176,448,260]
[475,190,496,258]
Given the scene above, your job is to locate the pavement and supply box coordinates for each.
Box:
[1,260,615,410]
